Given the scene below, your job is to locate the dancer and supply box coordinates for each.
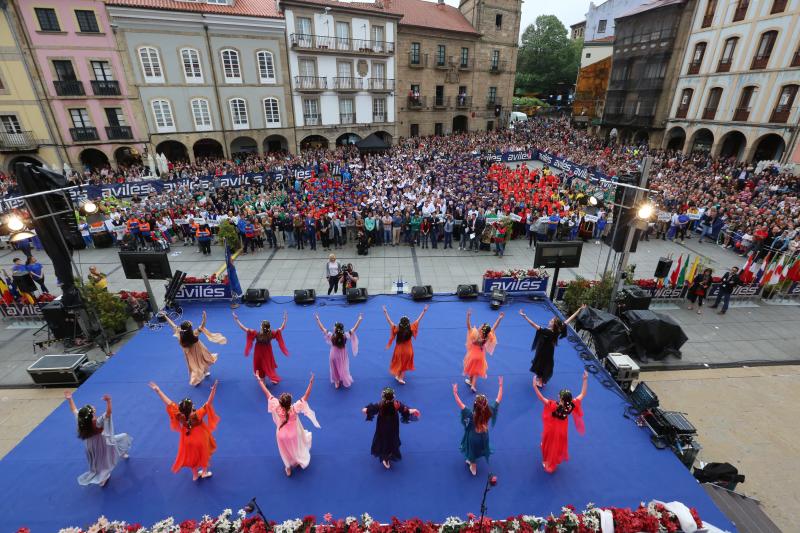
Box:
[452,377,503,476]
[520,305,586,387]
[164,311,227,386]
[534,371,588,473]
[64,391,131,487]
[314,312,363,388]
[463,309,504,392]
[232,311,289,384]
[363,387,420,469]
[383,304,429,384]
[255,372,319,476]
[149,380,219,481]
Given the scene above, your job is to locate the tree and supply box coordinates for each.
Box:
[515,15,581,95]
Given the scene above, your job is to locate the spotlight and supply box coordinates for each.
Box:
[588,196,598,206]
[10,230,36,242]
[637,203,654,220]
[81,200,98,214]
[489,289,506,310]
[6,215,24,232]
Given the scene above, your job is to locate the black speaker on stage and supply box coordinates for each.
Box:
[294,289,316,304]
[457,284,479,299]
[654,257,673,279]
[244,288,269,304]
[411,285,433,301]
[346,287,368,303]
[620,285,652,311]
[41,301,79,339]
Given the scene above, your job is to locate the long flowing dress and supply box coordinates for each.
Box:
[244,329,289,383]
[76,413,132,486]
[530,328,558,385]
[365,401,413,462]
[267,397,321,469]
[387,320,420,376]
[173,327,227,386]
[540,398,585,473]
[166,402,219,473]
[463,327,497,378]
[459,401,499,463]
[324,330,359,387]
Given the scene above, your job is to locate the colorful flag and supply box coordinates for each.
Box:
[686,256,700,283]
[670,254,682,287]
[772,255,787,284]
[754,252,772,285]
[787,257,800,282]
[677,254,690,287]
[0,278,14,305]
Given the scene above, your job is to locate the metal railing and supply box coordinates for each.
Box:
[289,34,394,54]
[750,55,769,70]
[432,96,450,108]
[340,113,355,125]
[455,95,472,108]
[770,105,791,123]
[69,127,99,142]
[295,76,327,91]
[702,106,718,120]
[373,113,386,123]
[333,77,362,91]
[304,114,320,126]
[368,78,394,92]
[458,57,474,70]
[489,60,507,73]
[91,80,121,96]
[732,107,750,121]
[408,52,427,68]
[675,106,689,119]
[54,80,85,96]
[105,126,133,140]
[434,56,448,69]
[486,96,502,108]
[0,131,38,151]
[407,96,425,108]
[687,61,702,75]
[717,59,732,73]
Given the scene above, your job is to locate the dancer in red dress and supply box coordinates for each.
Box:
[383,304,429,384]
[232,311,289,384]
[534,371,587,473]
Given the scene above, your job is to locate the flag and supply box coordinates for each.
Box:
[225,241,242,298]
[669,254,682,287]
[754,252,772,285]
[763,254,783,287]
[772,255,787,285]
[787,257,800,282]
[739,252,755,284]
[686,256,700,283]
[0,278,14,305]
[677,254,690,287]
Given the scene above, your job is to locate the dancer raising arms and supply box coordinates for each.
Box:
[164,311,227,386]
[232,311,289,384]
[64,391,131,487]
[452,376,503,476]
[383,304,429,384]
[149,380,219,481]
[255,373,320,477]
[520,305,586,387]
[463,309,504,392]
[314,313,363,389]
[363,387,420,469]
[534,371,588,473]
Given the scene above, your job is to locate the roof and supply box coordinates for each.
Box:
[617,0,685,19]
[586,36,615,44]
[104,0,282,18]
[280,0,402,16]
[394,0,479,35]
[570,20,586,28]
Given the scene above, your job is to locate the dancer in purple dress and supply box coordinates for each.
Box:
[64,391,131,487]
[314,313,363,388]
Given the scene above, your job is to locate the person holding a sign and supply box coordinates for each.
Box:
[463,309,504,393]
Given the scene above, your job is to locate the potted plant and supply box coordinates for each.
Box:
[217,220,241,251]
[79,283,129,334]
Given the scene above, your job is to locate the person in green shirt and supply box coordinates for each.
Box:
[410,213,421,246]
[364,213,376,246]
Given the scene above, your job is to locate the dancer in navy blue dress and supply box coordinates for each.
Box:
[519,305,585,387]
[363,388,420,469]
[452,376,503,476]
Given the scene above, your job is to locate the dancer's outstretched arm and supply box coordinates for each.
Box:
[382,305,394,327]
[163,314,179,332]
[495,376,504,404]
[102,394,112,417]
[352,313,364,332]
[231,312,248,332]
[64,391,78,415]
[576,371,589,401]
[452,384,465,410]
[564,304,587,326]
[313,313,327,333]
[278,311,288,332]
[466,309,472,331]
[492,312,505,332]
[198,310,207,332]
[532,378,548,405]
[149,382,173,405]
[255,373,273,400]
[302,373,315,402]
[207,380,218,405]
[415,304,430,323]
[518,309,540,329]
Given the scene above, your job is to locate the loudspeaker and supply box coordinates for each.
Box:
[294,289,316,305]
[244,288,269,304]
[605,174,642,253]
[620,285,652,311]
[411,285,433,301]
[346,287,368,303]
[457,284,479,299]
[654,257,673,278]
[40,301,77,339]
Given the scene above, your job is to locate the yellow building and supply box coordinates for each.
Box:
[0,5,62,174]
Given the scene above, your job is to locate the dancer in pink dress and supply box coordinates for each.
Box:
[165,311,227,386]
[314,313,363,388]
[232,311,289,384]
[255,372,319,477]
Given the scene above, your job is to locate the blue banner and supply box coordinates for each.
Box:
[535,150,611,185]
[482,276,548,293]
[481,150,537,164]
[175,283,231,301]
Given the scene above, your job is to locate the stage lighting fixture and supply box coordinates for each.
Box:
[489,289,506,310]
[81,200,98,214]
[637,203,654,220]
[6,215,24,232]
[10,230,36,242]
[588,196,598,206]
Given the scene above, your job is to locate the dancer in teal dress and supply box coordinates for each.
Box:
[452,376,503,476]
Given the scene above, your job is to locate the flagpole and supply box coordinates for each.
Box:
[224,238,241,309]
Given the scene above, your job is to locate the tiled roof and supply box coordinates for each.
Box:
[104,0,282,19]
[393,0,479,35]
[586,36,615,43]
[280,0,401,16]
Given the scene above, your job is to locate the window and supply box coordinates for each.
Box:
[105,108,126,127]
[339,98,354,124]
[751,31,777,70]
[732,0,748,22]
[263,98,280,126]
[410,124,419,137]
[688,42,706,74]
[302,98,320,126]
[437,45,446,66]
[491,50,500,69]
[229,98,248,129]
[461,47,469,68]
[488,86,497,103]
[734,86,756,121]
[138,47,163,83]
[771,0,787,14]
[34,8,60,32]
[372,25,385,50]
[676,88,693,118]
[69,108,92,128]
[373,97,386,122]
[703,87,723,120]
[586,53,591,58]
[75,10,99,33]
[0,115,23,134]
[495,14,502,29]
[701,0,716,27]
[221,49,241,82]
[336,21,350,50]
[206,0,228,4]
[434,123,443,136]
[91,61,113,81]
[373,62,385,80]
[793,43,800,68]
[717,37,737,72]
[53,60,77,81]
[191,98,212,130]
[435,84,444,106]
[151,100,175,132]
[181,48,203,83]
[410,42,421,65]
[257,51,276,84]
[771,84,798,123]
[486,120,494,132]
[597,19,607,33]
[296,17,312,47]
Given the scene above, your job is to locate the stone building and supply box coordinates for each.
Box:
[570,21,587,41]
[663,0,800,163]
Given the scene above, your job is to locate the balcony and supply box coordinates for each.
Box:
[91,80,121,96]
[340,113,355,125]
[750,56,769,70]
[304,114,320,126]
[458,58,474,71]
[407,96,426,109]
[289,34,394,55]
[105,125,132,140]
[408,52,428,68]
[687,61,702,75]
[717,59,732,73]
[373,113,386,123]
[733,107,750,122]
[69,127,99,142]
[434,56,448,69]
[333,77,362,91]
[0,131,38,151]
[489,60,507,74]
[455,95,472,108]
[432,96,450,109]
[702,107,718,120]
[295,76,327,92]
[368,78,394,92]
[486,97,502,109]
[770,105,791,124]
[53,80,85,96]
[675,106,689,119]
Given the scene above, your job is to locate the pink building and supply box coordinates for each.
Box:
[13,0,147,170]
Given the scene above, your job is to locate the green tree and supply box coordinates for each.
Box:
[515,15,581,95]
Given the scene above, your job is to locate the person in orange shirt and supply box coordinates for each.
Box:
[148,380,219,481]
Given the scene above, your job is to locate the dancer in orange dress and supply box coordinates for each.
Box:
[534,371,587,473]
[149,380,219,481]
[463,309,504,392]
[232,311,289,384]
[383,304,429,384]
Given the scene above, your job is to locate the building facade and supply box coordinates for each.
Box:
[570,20,587,40]
[572,37,614,130]
[12,0,148,170]
[663,0,800,163]
[584,0,648,42]
[107,0,294,162]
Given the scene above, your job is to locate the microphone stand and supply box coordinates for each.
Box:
[478,472,495,533]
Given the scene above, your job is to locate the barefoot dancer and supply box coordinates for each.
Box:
[463,309,504,392]
[314,313,363,388]
[64,391,132,487]
[520,305,585,387]
[534,371,588,473]
[383,304,429,384]
[149,380,219,481]
[452,376,503,476]
[164,311,227,386]
[363,387,420,469]
[255,373,320,477]
[232,311,289,384]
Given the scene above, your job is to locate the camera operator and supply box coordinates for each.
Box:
[339,263,359,295]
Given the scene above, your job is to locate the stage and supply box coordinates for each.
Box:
[0,295,734,531]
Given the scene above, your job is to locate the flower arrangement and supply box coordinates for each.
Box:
[484,269,549,280]
[36,293,56,303]
[37,503,704,533]
[183,273,229,285]
[118,291,149,301]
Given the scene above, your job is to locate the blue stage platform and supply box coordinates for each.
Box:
[0,295,734,531]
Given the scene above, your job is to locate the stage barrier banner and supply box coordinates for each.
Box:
[0,303,43,318]
[479,150,537,163]
[174,283,231,301]
[535,150,612,186]
[482,276,548,293]
[553,282,763,302]
[787,282,800,296]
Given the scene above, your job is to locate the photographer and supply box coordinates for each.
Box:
[340,263,359,295]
